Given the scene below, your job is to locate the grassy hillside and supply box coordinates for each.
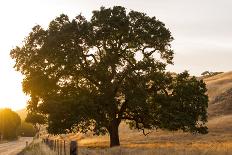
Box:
[204,71,232,118]
[204,71,232,101]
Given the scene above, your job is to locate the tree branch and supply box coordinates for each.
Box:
[84,54,98,63]
[117,99,129,121]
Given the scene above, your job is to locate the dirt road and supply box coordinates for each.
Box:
[0,137,33,155]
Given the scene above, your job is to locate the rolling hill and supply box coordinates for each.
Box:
[204,71,232,118]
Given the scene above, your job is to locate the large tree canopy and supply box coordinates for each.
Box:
[11,6,208,147]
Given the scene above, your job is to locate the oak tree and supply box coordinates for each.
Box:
[11,6,208,147]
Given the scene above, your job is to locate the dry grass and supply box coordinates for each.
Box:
[203,72,232,117]
[78,145,232,155]
[21,139,232,155]
[18,139,55,155]
[46,118,232,155]
[204,71,232,101]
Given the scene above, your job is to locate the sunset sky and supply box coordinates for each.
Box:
[0,0,232,110]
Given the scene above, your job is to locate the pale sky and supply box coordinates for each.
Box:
[0,0,232,110]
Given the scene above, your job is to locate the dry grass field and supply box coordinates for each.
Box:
[205,71,232,118]
[24,71,232,154]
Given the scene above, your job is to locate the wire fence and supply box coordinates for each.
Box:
[42,138,78,155]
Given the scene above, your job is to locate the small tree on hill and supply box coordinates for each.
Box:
[11,6,208,147]
[201,71,223,78]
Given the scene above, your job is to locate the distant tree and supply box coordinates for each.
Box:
[11,6,208,147]
[201,71,223,78]
[18,121,36,137]
[0,108,21,140]
[201,71,211,76]
[25,112,46,133]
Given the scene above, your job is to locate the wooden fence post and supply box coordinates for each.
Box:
[51,140,54,151]
[48,139,50,148]
[54,139,57,151]
[60,140,63,155]
[46,138,48,145]
[64,140,66,155]
[57,139,61,155]
[70,141,78,155]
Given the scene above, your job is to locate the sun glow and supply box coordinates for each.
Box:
[0,0,90,110]
[0,58,29,110]
[0,0,91,110]
[0,0,52,110]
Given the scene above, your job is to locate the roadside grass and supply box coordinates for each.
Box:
[17,139,55,155]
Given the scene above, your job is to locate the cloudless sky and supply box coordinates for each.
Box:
[0,0,232,110]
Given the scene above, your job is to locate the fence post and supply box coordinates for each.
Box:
[70,141,78,155]
[54,140,56,152]
[57,139,60,155]
[60,140,63,155]
[47,139,49,146]
[48,139,50,148]
[64,140,66,155]
[46,138,48,145]
[51,140,54,151]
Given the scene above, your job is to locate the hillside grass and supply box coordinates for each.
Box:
[204,71,232,101]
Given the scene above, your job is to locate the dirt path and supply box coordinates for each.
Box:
[0,137,33,155]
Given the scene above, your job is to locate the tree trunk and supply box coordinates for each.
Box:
[109,121,120,147]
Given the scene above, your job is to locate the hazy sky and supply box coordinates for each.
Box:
[0,0,232,110]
